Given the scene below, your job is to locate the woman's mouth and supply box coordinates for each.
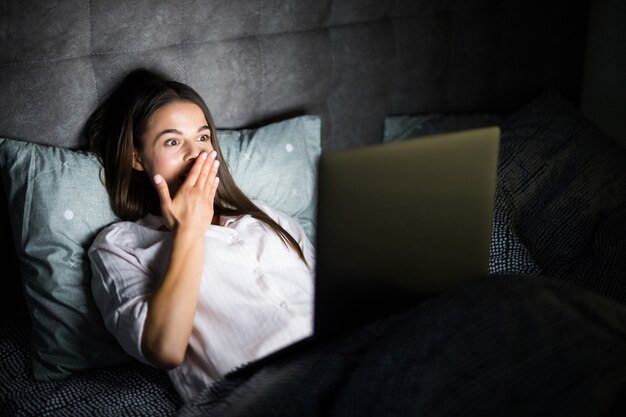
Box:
[179,169,191,182]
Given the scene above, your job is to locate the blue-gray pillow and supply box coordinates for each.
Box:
[384,113,502,143]
[0,115,321,380]
[219,115,321,243]
[0,138,129,380]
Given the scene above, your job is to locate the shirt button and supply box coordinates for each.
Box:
[280,301,288,309]
[253,267,262,276]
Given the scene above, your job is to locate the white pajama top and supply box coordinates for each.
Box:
[88,202,315,402]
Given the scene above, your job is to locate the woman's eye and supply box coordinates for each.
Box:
[164,139,179,146]
[199,134,210,142]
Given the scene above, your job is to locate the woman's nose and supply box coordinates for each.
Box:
[184,142,201,161]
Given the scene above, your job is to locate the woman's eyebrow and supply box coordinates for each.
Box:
[154,129,182,142]
[154,126,210,142]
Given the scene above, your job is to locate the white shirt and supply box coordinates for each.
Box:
[88,201,315,402]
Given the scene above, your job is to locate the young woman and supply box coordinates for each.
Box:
[87,68,315,402]
[85,71,626,415]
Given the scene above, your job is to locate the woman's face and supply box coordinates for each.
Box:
[132,100,214,197]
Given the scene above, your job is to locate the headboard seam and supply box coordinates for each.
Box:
[87,0,99,102]
[178,0,187,84]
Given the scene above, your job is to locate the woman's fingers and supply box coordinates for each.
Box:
[186,150,218,190]
[153,174,175,228]
[156,150,218,231]
[196,152,217,190]
[207,176,220,203]
[202,159,220,193]
[183,151,209,187]
[153,174,171,204]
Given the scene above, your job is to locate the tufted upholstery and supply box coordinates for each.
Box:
[0,0,588,151]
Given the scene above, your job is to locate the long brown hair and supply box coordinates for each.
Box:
[86,68,307,265]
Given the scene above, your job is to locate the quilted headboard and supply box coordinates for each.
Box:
[0,0,590,320]
[0,0,589,151]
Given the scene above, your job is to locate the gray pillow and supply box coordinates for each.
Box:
[497,92,626,303]
[384,113,501,143]
[0,114,321,380]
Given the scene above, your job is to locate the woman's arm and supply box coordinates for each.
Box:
[141,225,206,369]
[141,151,219,369]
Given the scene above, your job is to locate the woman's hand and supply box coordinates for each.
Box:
[153,150,220,232]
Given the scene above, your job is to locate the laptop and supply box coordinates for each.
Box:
[313,126,500,339]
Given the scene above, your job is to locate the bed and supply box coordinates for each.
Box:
[2,0,626,416]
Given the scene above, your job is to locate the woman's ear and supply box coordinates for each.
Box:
[132,150,145,171]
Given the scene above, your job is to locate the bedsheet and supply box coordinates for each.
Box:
[0,319,181,416]
[178,276,626,417]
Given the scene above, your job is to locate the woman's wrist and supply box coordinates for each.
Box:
[174,221,211,240]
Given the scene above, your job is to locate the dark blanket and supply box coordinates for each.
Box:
[177,276,626,417]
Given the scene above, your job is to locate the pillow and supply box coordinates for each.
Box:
[382,112,541,276]
[0,140,129,380]
[383,113,502,143]
[488,191,542,276]
[498,92,626,303]
[219,115,321,243]
[0,114,321,380]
